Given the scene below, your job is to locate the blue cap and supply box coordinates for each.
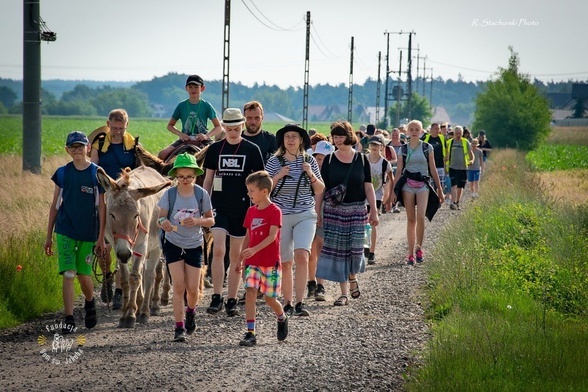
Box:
[66,131,89,146]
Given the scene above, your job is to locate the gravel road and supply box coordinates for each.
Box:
[0,205,455,392]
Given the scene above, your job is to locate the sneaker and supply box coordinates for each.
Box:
[100,275,114,303]
[185,310,196,335]
[307,280,317,298]
[450,202,457,210]
[239,332,257,347]
[277,316,289,341]
[455,201,461,210]
[112,289,123,310]
[367,252,376,265]
[314,284,326,302]
[283,302,294,316]
[294,302,310,317]
[174,327,187,342]
[203,276,213,289]
[416,249,424,263]
[207,294,224,315]
[225,298,239,317]
[84,298,97,329]
[62,316,76,335]
[407,255,415,265]
[392,206,401,213]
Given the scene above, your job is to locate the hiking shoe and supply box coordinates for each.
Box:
[174,327,187,342]
[307,280,317,298]
[367,252,376,265]
[315,284,326,302]
[392,206,401,213]
[185,310,196,335]
[100,275,114,303]
[62,316,76,335]
[294,302,310,317]
[84,298,97,329]
[112,289,123,310]
[407,255,416,265]
[225,298,239,317]
[239,332,257,347]
[283,302,294,316]
[277,315,289,341]
[207,294,224,315]
[416,249,424,263]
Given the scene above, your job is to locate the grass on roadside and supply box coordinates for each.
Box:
[406,149,588,391]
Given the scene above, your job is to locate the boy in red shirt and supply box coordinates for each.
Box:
[237,171,288,346]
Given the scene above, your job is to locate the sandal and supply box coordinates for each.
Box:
[333,295,349,306]
[349,278,361,299]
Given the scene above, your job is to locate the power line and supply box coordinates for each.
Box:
[240,0,303,31]
[310,22,345,59]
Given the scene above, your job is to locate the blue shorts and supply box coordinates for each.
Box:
[163,241,203,268]
[467,169,481,182]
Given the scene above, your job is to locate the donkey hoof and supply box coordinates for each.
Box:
[137,313,149,324]
[150,307,161,317]
[119,316,136,328]
[160,298,169,306]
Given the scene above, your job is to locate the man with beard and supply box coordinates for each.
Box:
[241,101,278,164]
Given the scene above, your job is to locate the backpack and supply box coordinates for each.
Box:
[381,158,389,185]
[271,153,313,207]
[384,144,394,162]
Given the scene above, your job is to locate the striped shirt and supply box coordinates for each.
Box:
[266,154,322,215]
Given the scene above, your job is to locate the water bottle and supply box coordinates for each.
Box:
[364,223,371,257]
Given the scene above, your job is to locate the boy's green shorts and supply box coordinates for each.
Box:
[56,233,94,276]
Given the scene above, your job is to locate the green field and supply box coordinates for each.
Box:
[0,115,336,157]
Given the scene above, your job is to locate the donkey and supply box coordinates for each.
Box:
[97,166,171,328]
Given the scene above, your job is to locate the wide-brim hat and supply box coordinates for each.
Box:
[220,108,245,126]
[276,124,311,150]
[168,152,204,177]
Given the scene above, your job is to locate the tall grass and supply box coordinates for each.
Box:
[407,149,588,391]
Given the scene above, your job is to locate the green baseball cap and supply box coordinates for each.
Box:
[167,152,204,177]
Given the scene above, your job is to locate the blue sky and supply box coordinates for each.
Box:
[1,0,586,88]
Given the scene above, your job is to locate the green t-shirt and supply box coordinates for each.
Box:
[171,98,218,136]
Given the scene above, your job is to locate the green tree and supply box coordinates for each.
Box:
[389,92,433,127]
[473,47,551,151]
[0,86,17,108]
[91,88,152,118]
[573,98,585,118]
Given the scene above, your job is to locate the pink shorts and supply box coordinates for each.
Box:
[244,264,282,298]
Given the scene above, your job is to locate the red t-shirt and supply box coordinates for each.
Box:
[242,203,282,267]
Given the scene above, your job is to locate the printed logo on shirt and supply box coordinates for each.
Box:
[173,208,200,222]
[218,155,247,172]
[251,218,266,231]
[81,186,94,194]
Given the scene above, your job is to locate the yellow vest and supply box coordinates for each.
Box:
[447,138,471,167]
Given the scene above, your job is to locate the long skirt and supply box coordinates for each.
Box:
[316,201,367,283]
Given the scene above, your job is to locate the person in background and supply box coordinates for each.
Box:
[316,121,378,306]
[241,100,278,164]
[463,127,473,143]
[359,124,377,152]
[421,122,447,195]
[388,128,404,213]
[45,131,105,333]
[468,138,484,198]
[90,108,138,309]
[365,135,393,265]
[202,108,265,317]
[445,126,473,210]
[237,171,288,347]
[157,153,214,342]
[391,120,444,265]
[266,124,325,317]
[309,133,328,152]
[307,141,334,301]
[159,75,222,161]
[477,131,492,163]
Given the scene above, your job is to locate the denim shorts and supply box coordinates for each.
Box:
[468,169,481,182]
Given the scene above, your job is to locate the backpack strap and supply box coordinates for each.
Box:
[381,158,388,184]
[166,185,204,220]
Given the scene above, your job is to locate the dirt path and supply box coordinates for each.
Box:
[0,205,455,392]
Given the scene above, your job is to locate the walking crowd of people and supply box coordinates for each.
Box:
[45,74,491,345]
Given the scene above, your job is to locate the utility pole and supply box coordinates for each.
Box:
[376,51,381,124]
[396,50,403,127]
[422,56,427,96]
[221,0,231,113]
[406,31,416,119]
[413,45,420,95]
[347,36,354,123]
[383,30,409,128]
[302,11,310,130]
[429,68,434,106]
[23,0,54,173]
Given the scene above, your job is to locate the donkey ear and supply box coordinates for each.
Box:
[97,166,118,191]
[130,180,172,200]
